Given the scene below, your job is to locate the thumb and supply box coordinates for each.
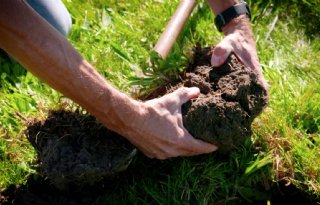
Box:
[186,138,219,155]
[172,87,200,105]
[146,87,200,108]
[177,87,200,105]
[211,40,233,67]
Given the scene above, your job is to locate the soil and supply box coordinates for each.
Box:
[148,46,269,153]
[25,109,136,191]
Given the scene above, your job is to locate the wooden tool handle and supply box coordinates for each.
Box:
[154,0,197,59]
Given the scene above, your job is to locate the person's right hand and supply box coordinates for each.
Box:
[125,87,218,160]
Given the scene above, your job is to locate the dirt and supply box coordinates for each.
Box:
[0,175,111,205]
[148,46,269,153]
[25,109,136,191]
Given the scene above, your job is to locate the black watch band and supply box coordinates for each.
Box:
[214,1,251,32]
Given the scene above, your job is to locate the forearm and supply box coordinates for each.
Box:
[0,0,139,135]
[207,0,255,55]
[207,0,240,14]
[0,0,218,159]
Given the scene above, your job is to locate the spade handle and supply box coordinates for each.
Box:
[154,0,197,59]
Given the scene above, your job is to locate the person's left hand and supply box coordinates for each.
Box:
[210,16,269,91]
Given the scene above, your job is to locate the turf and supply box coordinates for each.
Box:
[0,0,319,204]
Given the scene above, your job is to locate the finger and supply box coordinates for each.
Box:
[182,133,218,155]
[160,87,200,107]
[211,40,233,67]
[136,145,156,159]
[260,77,270,92]
[233,44,258,72]
[188,139,218,155]
[174,87,200,105]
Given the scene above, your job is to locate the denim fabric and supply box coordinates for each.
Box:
[26,0,72,36]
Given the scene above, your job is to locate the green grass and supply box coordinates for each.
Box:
[0,0,320,204]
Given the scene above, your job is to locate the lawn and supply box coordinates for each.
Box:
[0,0,319,204]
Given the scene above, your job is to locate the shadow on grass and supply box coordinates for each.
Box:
[0,153,319,205]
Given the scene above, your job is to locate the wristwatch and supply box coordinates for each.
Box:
[214,1,251,32]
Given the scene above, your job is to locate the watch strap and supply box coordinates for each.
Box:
[214,1,251,32]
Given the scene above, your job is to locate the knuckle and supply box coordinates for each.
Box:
[177,86,187,94]
[157,100,166,108]
[160,147,180,159]
[178,87,190,98]
[213,47,223,55]
[143,151,155,159]
[165,151,179,159]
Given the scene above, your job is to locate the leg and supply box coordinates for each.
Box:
[26,0,72,36]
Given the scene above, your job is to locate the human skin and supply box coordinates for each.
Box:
[0,0,218,160]
[207,0,269,90]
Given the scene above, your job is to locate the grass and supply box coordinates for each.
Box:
[0,0,320,204]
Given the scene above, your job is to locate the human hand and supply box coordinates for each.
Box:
[211,16,269,90]
[126,87,218,160]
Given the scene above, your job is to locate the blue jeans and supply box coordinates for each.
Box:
[26,0,72,36]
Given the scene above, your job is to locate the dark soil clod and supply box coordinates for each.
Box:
[149,46,269,153]
[26,109,136,190]
[183,49,269,153]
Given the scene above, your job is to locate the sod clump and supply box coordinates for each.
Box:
[24,45,269,192]
[26,109,136,190]
[148,46,269,153]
